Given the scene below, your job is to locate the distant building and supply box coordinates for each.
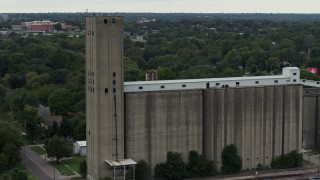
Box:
[11,20,79,32]
[146,70,158,81]
[306,67,318,74]
[73,141,87,156]
[137,18,156,23]
[38,105,63,128]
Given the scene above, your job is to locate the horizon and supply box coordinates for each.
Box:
[1,0,320,14]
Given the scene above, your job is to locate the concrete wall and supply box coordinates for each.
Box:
[203,85,302,170]
[123,85,302,173]
[86,16,124,180]
[303,88,320,148]
[124,90,203,170]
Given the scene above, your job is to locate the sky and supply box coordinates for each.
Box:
[1,0,319,13]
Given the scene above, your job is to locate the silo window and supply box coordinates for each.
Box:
[113,72,116,77]
[216,83,220,86]
[206,83,209,88]
[317,82,320,84]
[113,88,116,92]
[113,80,116,84]
[274,80,278,83]
[112,18,116,24]
[161,85,165,89]
[105,88,108,93]
[139,86,143,89]
[255,81,259,84]
[182,84,186,87]
[236,82,240,86]
[293,79,297,82]
[104,19,108,24]
[293,73,297,75]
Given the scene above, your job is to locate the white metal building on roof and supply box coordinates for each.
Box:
[124,67,301,93]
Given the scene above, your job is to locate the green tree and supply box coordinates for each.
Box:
[154,152,187,180]
[11,170,28,180]
[80,159,87,178]
[3,143,21,168]
[53,23,62,31]
[7,89,39,122]
[0,153,8,172]
[48,88,71,115]
[47,121,60,138]
[271,150,302,169]
[157,67,176,80]
[187,151,216,177]
[46,135,71,162]
[0,122,22,151]
[71,112,86,141]
[23,105,43,142]
[124,58,141,81]
[135,160,149,180]
[221,144,242,174]
[60,118,72,141]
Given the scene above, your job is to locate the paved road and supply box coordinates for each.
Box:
[20,146,69,180]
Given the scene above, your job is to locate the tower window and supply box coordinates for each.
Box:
[105,88,108,93]
[113,80,116,84]
[293,79,297,82]
[139,86,143,89]
[255,81,259,84]
[113,72,116,77]
[104,19,108,24]
[112,18,116,24]
[216,83,220,86]
[236,82,240,86]
[293,73,297,75]
[113,88,116,92]
[274,80,278,83]
[182,84,186,87]
[161,85,165,89]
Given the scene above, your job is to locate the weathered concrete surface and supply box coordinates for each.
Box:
[303,88,320,148]
[124,85,302,172]
[86,16,124,179]
[125,90,203,170]
[203,85,302,170]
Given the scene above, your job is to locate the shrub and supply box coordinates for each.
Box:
[187,150,216,177]
[135,160,149,180]
[221,144,242,174]
[0,153,8,172]
[80,159,87,178]
[271,150,302,169]
[154,152,187,180]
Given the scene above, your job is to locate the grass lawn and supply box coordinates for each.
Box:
[0,163,37,180]
[63,156,86,174]
[30,145,46,155]
[49,161,75,176]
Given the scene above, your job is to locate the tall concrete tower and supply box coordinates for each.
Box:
[86,16,124,180]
